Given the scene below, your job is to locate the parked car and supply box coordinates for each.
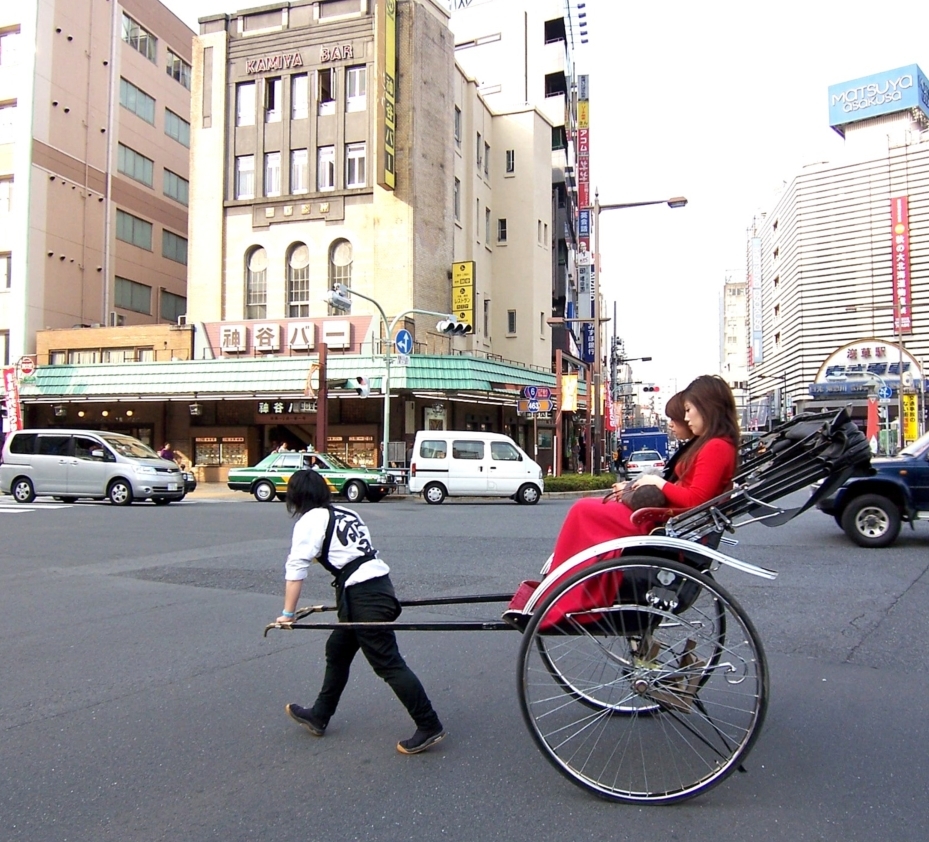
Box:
[0,429,185,505]
[226,451,396,503]
[180,467,197,499]
[815,429,929,547]
[625,450,665,479]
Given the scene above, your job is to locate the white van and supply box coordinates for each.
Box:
[408,431,544,504]
[0,429,185,505]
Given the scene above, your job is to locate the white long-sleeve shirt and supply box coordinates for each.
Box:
[284,505,390,587]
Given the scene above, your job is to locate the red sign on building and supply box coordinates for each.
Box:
[2,366,23,433]
[891,195,912,335]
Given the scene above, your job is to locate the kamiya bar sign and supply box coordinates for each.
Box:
[891,195,912,335]
[244,45,354,74]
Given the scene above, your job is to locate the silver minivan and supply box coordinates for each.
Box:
[0,429,185,505]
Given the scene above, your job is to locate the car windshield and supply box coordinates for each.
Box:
[100,434,160,459]
[899,429,929,457]
[631,451,661,461]
[321,452,352,469]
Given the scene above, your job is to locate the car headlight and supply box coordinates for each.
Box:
[134,465,156,475]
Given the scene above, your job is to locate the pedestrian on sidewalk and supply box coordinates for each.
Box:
[276,469,446,755]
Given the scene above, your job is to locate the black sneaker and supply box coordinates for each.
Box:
[285,703,327,737]
[396,724,447,755]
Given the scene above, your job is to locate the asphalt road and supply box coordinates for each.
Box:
[2,491,928,841]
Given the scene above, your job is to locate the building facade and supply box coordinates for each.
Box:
[0,0,192,369]
[747,65,929,444]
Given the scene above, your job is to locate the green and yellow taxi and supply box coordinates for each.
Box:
[226,451,396,503]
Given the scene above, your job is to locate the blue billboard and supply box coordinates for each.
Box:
[829,64,929,136]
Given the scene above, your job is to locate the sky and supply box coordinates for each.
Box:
[161,0,928,393]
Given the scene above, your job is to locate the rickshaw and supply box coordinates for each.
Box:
[266,410,871,804]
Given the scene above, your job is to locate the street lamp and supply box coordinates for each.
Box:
[755,372,788,422]
[593,191,687,473]
[324,284,454,469]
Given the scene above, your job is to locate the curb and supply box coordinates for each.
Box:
[191,483,608,502]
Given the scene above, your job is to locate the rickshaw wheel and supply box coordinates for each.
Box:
[517,556,767,804]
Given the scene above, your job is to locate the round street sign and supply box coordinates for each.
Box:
[395,329,414,356]
[18,356,36,376]
[878,385,893,401]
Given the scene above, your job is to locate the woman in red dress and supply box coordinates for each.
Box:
[550,375,740,567]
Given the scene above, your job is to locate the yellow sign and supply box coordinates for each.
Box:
[578,100,589,129]
[451,261,474,329]
[376,0,396,189]
[561,374,578,412]
[902,392,918,444]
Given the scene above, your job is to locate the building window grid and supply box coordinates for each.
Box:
[291,74,308,119]
[507,310,516,334]
[345,65,366,112]
[505,149,515,173]
[318,146,335,191]
[453,178,461,222]
[236,82,256,126]
[121,13,157,63]
[163,169,189,205]
[0,178,11,214]
[162,230,188,265]
[245,248,268,319]
[288,244,311,318]
[264,77,282,123]
[476,132,482,168]
[161,290,187,322]
[483,142,489,177]
[164,108,190,146]
[264,151,282,196]
[328,240,352,305]
[485,207,491,243]
[290,149,308,194]
[454,107,461,148]
[166,48,191,89]
[0,29,21,67]
[318,68,335,115]
[497,218,507,242]
[0,102,15,144]
[115,276,152,314]
[345,142,366,188]
[115,209,152,250]
[235,155,255,200]
[1,252,10,289]
[119,78,155,124]
[117,143,154,188]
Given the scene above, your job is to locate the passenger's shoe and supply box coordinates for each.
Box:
[285,703,327,737]
[397,724,447,755]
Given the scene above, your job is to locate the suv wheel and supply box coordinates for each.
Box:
[840,494,902,548]
[108,480,134,506]
[12,477,36,504]
[344,481,365,503]
[253,481,276,502]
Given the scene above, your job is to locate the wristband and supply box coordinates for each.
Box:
[281,610,295,618]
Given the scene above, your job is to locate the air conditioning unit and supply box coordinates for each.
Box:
[177,314,187,326]
[109,311,125,327]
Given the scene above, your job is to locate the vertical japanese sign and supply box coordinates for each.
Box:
[376,0,397,189]
[451,261,474,330]
[577,75,590,211]
[902,393,918,445]
[891,196,912,334]
[560,373,578,412]
[2,366,23,433]
[747,236,763,364]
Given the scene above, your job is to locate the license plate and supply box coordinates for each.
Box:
[168,483,178,491]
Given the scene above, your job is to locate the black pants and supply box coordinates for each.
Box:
[311,575,440,731]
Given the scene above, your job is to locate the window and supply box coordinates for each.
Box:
[497,218,507,242]
[328,239,352,294]
[483,298,490,337]
[235,82,256,126]
[291,73,308,119]
[551,125,566,150]
[507,310,516,334]
[0,29,21,66]
[245,248,268,319]
[317,68,335,114]
[345,142,366,187]
[453,178,461,222]
[476,132,482,168]
[235,155,254,199]
[115,276,152,314]
[264,151,281,196]
[287,243,311,317]
[485,207,491,243]
[452,440,484,460]
[317,146,335,191]
[166,48,191,89]
[505,149,514,174]
[162,230,188,265]
[483,142,489,177]
[163,169,189,205]
[454,107,461,148]
[164,108,190,146]
[0,178,11,214]
[491,442,520,461]
[1,252,10,289]
[0,102,14,144]
[161,290,186,322]
[0,330,9,366]
[346,65,366,112]
[476,199,480,237]
[264,77,282,122]
[290,149,308,194]
[119,78,155,124]
[116,210,152,250]
[122,13,156,63]
[117,144,154,187]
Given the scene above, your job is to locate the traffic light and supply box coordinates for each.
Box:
[437,318,473,335]
[324,283,352,312]
[326,376,370,397]
[353,375,370,397]
[642,385,660,393]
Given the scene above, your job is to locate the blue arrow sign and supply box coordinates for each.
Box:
[395,329,414,356]
[878,385,893,401]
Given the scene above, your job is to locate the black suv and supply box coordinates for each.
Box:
[816,430,929,547]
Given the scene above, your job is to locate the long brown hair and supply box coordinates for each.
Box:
[677,375,740,475]
[664,391,686,424]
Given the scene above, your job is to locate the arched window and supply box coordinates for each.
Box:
[287,243,310,317]
[245,246,267,319]
[327,239,352,314]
